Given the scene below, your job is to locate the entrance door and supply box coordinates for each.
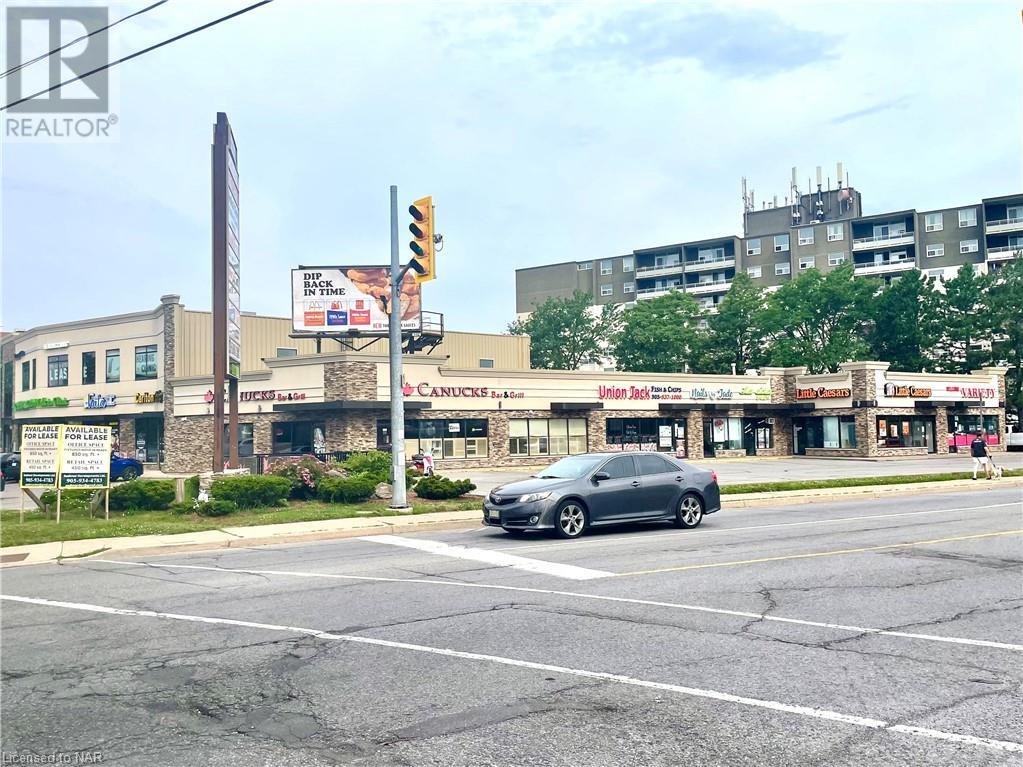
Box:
[135,417,164,464]
[702,419,715,458]
[793,418,807,456]
[743,420,756,456]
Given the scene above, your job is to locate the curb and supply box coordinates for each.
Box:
[2,478,1020,568]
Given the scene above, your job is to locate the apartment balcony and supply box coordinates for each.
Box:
[684,256,735,273]
[851,232,915,251]
[853,259,916,276]
[635,286,681,300]
[687,280,732,295]
[635,263,684,279]
[984,216,1023,235]
[986,245,1022,262]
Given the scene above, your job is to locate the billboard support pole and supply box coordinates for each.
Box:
[389,185,410,512]
[19,490,24,525]
[56,488,62,525]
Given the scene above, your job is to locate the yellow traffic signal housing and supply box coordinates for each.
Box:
[408,196,435,284]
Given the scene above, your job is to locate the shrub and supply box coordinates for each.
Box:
[317,476,376,503]
[195,499,238,517]
[39,489,94,513]
[340,451,392,483]
[168,501,194,515]
[268,455,327,499]
[209,475,290,509]
[413,475,477,500]
[183,475,200,500]
[109,480,176,511]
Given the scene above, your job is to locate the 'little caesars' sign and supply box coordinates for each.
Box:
[59,425,111,488]
[20,424,61,487]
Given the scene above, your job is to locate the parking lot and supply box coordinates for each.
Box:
[2,485,1021,765]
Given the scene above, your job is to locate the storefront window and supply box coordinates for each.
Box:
[702,417,742,454]
[510,418,587,457]
[876,416,935,451]
[608,417,681,453]
[223,423,254,458]
[47,354,68,387]
[134,345,158,380]
[106,349,120,383]
[796,416,857,451]
[272,422,326,454]
[399,419,489,459]
[947,414,999,448]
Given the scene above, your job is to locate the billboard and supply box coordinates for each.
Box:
[214,112,242,379]
[19,424,61,487]
[292,267,422,334]
[59,425,112,488]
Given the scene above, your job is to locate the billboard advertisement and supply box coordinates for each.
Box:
[59,425,112,488]
[292,267,422,334]
[214,112,241,379]
[19,424,61,487]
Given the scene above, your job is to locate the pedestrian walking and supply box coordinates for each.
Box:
[970,429,992,480]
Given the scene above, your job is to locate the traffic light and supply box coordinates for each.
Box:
[408,196,435,284]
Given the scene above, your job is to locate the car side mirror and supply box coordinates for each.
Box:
[592,471,610,483]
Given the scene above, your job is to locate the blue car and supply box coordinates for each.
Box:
[110,451,144,481]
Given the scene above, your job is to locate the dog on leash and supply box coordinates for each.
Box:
[990,459,1004,479]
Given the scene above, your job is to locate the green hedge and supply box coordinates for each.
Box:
[39,489,94,513]
[317,476,376,503]
[195,499,238,517]
[109,480,176,511]
[413,475,476,500]
[209,475,290,509]
[340,451,392,482]
[184,475,200,501]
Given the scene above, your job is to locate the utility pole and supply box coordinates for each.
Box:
[388,185,411,511]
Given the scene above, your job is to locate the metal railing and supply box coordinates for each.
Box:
[636,263,682,274]
[852,231,912,245]
[985,216,1023,227]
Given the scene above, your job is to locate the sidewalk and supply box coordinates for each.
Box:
[2,477,1018,569]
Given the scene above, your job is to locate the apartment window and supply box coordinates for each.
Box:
[926,243,945,258]
[746,266,762,278]
[774,234,790,252]
[600,284,613,297]
[827,253,845,267]
[47,354,68,387]
[32,359,36,389]
[1008,205,1023,222]
[509,418,585,457]
[926,269,945,281]
[273,421,326,454]
[134,345,158,380]
[622,256,634,272]
[600,260,613,275]
[623,282,635,295]
[105,349,120,383]
[775,262,791,276]
[924,212,943,232]
[958,208,977,228]
[827,224,844,242]
[479,358,494,368]
[799,256,816,270]
[21,360,30,391]
[81,351,96,385]
[399,418,489,459]
[797,227,814,246]
[960,239,979,254]
[577,262,592,270]
[276,347,298,357]
[698,247,725,262]
[746,238,761,256]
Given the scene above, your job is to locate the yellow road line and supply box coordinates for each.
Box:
[615,529,1023,577]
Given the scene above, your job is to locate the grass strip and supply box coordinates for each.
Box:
[721,469,1023,495]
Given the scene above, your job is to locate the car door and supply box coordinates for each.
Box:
[587,455,646,523]
[634,454,682,515]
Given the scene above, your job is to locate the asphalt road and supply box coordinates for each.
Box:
[1,487,1021,766]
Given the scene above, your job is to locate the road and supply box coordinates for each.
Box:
[1,487,1021,765]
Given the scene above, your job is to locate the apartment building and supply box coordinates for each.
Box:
[515,169,1022,317]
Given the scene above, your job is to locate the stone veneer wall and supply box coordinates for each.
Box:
[324,361,376,401]
[117,417,135,455]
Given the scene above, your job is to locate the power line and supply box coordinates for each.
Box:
[2,0,274,111]
[1,0,170,79]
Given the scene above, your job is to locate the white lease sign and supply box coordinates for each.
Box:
[19,424,61,488]
[59,425,112,488]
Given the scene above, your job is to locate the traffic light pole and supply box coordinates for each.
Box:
[388,185,411,512]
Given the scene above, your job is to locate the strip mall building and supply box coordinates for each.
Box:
[4,297,1007,472]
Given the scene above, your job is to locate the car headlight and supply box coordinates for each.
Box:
[518,491,552,504]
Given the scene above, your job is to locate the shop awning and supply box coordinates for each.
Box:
[272,400,432,413]
[550,402,604,411]
[920,399,982,408]
[744,403,815,413]
[657,403,693,413]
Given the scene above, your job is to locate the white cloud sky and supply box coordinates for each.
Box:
[3,0,1020,333]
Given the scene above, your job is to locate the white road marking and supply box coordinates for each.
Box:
[497,502,1023,553]
[2,593,1020,755]
[354,534,614,581]
[90,559,1023,652]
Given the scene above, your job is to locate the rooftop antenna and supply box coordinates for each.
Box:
[791,166,802,225]
[814,165,825,222]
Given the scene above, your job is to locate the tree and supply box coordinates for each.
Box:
[988,258,1023,416]
[507,291,619,370]
[933,264,992,373]
[762,264,875,373]
[611,290,702,372]
[695,273,769,374]
[865,270,941,372]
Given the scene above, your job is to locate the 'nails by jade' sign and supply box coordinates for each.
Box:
[796,386,852,400]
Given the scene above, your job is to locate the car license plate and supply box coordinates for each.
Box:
[488,508,500,521]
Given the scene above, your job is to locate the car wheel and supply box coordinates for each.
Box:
[554,500,588,539]
[675,493,704,529]
[120,467,138,481]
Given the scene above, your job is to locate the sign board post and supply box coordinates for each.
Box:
[58,425,111,524]
[212,112,241,470]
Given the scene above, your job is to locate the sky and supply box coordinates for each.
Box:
[2,0,1021,334]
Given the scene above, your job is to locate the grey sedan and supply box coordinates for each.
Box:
[482,452,720,538]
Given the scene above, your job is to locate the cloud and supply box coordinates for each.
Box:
[829,96,911,124]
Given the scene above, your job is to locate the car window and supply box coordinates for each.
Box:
[601,455,636,479]
[635,454,674,475]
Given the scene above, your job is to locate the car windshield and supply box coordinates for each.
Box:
[535,455,606,479]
